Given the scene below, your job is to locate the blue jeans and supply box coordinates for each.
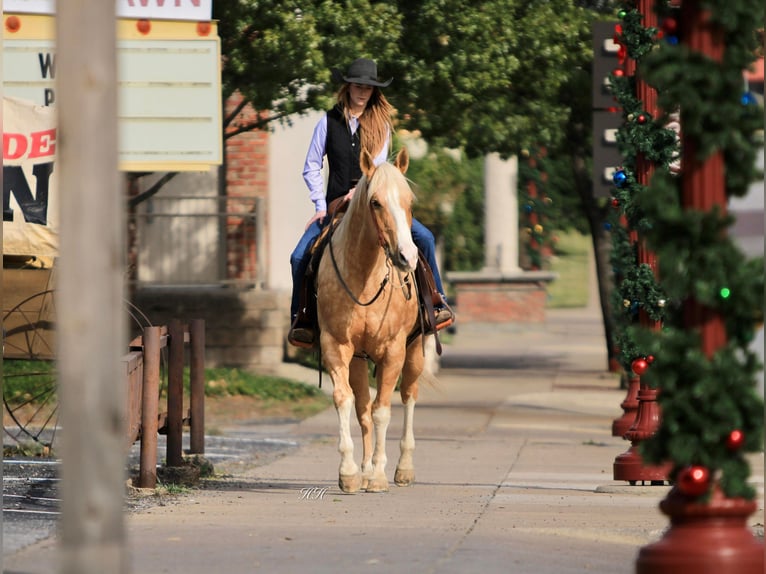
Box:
[289,217,444,318]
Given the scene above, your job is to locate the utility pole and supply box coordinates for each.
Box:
[57,2,127,572]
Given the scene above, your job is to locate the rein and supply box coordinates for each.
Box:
[327,227,391,307]
[325,174,398,308]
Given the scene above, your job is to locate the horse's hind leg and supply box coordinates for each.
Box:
[395,346,422,487]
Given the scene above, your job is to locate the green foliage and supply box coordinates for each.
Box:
[406,148,485,271]
[393,0,593,156]
[609,0,765,500]
[216,1,596,158]
[546,231,592,308]
[214,0,402,133]
[3,360,55,399]
[191,367,326,401]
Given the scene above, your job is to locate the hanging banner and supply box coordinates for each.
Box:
[3,96,59,258]
[3,0,213,21]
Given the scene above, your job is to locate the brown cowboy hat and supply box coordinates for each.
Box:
[331,58,392,88]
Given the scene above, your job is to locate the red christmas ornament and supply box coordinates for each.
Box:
[646,355,655,364]
[613,68,625,78]
[631,358,649,376]
[617,45,627,65]
[611,198,620,208]
[637,113,647,124]
[662,17,678,34]
[726,429,744,451]
[677,465,710,497]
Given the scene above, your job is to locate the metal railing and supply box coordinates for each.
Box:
[128,195,266,289]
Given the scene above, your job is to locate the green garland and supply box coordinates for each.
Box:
[518,150,551,270]
[611,0,764,500]
[607,7,670,373]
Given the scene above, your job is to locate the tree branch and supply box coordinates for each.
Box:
[128,172,179,207]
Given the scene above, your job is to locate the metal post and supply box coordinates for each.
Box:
[56,2,126,572]
[166,319,185,467]
[189,319,206,454]
[139,327,161,489]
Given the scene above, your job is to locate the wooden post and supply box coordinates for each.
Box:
[189,319,206,454]
[139,327,161,488]
[56,2,126,573]
[167,319,185,466]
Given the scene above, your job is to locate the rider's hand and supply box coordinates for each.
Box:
[306,210,327,231]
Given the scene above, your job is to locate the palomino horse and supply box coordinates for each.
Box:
[316,147,424,493]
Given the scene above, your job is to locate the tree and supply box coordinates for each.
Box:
[391,0,593,157]
[214,0,401,137]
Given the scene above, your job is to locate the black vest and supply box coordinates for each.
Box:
[325,105,361,206]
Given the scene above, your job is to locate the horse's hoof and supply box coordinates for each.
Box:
[339,473,362,493]
[394,468,415,486]
[365,477,389,493]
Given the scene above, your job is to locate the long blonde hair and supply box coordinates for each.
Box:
[337,84,395,159]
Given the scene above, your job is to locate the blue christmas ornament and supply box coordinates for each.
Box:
[612,169,628,188]
[603,222,613,231]
[524,204,534,214]
[666,36,679,45]
[741,92,756,106]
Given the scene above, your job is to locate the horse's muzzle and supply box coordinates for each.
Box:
[391,243,418,273]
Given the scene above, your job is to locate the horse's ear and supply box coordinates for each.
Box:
[394,147,409,175]
[360,149,376,178]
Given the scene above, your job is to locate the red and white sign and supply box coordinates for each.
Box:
[4,0,213,21]
[3,96,59,258]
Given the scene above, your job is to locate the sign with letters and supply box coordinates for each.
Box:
[4,0,213,21]
[3,14,222,171]
[3,96,59,258]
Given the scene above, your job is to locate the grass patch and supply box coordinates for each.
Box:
[546,231,591,309]
[3,360,332,423]
[3,360,56,399]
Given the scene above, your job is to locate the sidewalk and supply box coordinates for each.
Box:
[5,306,764,574]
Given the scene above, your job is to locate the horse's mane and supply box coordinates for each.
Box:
[350,161,415,214]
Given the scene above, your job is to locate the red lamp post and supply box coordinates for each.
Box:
[612,0,669,485]
[635,3,764,572]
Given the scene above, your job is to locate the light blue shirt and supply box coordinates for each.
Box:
[302,113,390,213]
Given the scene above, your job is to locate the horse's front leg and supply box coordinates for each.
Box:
[326,347,362,493]
[365,361,400,493]
[349,357,374,490]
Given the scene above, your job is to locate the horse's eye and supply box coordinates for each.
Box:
[370,199,382,209]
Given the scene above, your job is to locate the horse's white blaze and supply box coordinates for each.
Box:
[336,398,358,477]
[372,405,391,477]
[398,399,416,471]
[386,185,418,271]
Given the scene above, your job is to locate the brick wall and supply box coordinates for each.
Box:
[455,282,548,323]
[224,93,269,281]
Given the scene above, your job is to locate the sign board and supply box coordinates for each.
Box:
[3,14,222,171]
[592,110,623,198]
[4,0,212,21]
[592,21,619,110]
